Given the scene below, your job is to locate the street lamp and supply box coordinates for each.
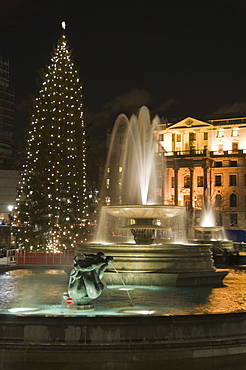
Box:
[8,204,13,213]
[8,205,13,226]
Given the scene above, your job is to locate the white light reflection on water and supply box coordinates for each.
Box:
[1,268,246,316]
[0,269,68,309]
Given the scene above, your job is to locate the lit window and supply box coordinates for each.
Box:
[217,129,224,138]
[119,167,122,172]
[106,178,110,189]
[231,128,239,137]
[105,196,111,205]
[107,167,110,173]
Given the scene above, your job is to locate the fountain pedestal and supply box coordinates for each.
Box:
[128,218,155,244]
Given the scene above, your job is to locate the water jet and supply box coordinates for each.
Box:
[193,192,235,262]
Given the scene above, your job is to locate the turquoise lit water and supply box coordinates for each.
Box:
[0,267,246,316]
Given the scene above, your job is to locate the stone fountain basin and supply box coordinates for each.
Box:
[121,224,170,229]
[80,242,215,273]
[195,226,224,232]
[104,205,185,219]
[78,242,228,287]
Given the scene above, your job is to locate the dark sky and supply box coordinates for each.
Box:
[1,0,246,146]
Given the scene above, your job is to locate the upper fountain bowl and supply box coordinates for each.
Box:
[104,205,185,219]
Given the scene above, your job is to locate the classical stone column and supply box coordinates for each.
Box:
[203,166,208,194]
[203,165,208,208]
[174,167,179,206]
[189,167,194,209]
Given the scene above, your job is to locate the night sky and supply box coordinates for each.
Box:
[1,0,246,150]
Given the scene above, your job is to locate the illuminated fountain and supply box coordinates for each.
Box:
[194,192,235,258]
[80,106,227,286]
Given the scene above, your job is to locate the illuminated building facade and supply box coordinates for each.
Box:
[158,116,246,237]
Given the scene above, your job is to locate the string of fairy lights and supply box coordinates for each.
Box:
[15,24,89,252]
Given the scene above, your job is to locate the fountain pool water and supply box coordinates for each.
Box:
[0,267,246,317]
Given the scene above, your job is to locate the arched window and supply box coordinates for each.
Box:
[215,194,222,208]
[105,196,111,206]
[230,193,237,207]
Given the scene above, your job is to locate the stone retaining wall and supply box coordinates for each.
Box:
[1,312,246,367]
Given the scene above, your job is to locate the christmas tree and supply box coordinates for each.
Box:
[15,22,89,251]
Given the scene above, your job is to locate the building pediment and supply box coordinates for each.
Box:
[167,117,212,130]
